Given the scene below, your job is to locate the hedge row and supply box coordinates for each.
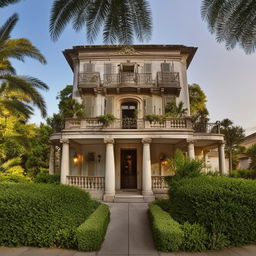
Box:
[148,204,208,252]
[77,204,110,251]
[230,169,256,179]
[167,176,256,248]
[0,183,100,249]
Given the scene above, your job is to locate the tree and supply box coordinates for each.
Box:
[47,85,86,132]
[0,14,48,118]
[201,0,256,54]
[165,101,188,118]
[0,0,20,7]
[49,0,152,44]
[189,84,209,124]
[219,119,245,171]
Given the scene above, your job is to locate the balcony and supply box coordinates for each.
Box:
[77,72,180,95]
[64,118,221,134]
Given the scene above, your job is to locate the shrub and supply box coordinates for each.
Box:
[166,149,203,183]
[168,176,256,248]
[145,114,165,123]
[230,169,256,179]
[148,203,183,252]
[96,114,115,127]
[77,204,110,251]
[181,222,208,251]
[34,171,60,184]
[0,183,100,248]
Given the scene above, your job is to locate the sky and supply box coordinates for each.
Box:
[1,0,256,135]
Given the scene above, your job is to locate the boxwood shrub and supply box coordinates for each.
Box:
[77,204,110,251]
[0,183,100,248]
[148,203,183,252]
[168,176,256,248]
[230,169,256,179]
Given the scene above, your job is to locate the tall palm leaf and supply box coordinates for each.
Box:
[49,0,152,44]
[0,14,48,118]
[201,0,256,54]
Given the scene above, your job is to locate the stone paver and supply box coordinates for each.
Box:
[0,203,256,256]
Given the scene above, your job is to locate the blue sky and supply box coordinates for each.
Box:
[1,0,256,134]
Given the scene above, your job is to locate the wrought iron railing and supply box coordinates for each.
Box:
[157,72,180,87]
[79,72,100,87]
[194,122,220,134]
[67,176,105,190]
[103,73,153,87]
[122,118,137,129]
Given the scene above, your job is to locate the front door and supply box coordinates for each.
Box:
[121,149,137,189]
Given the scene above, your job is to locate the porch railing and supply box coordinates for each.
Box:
[157,72,180,87]
[67,176,105,190]
[152,176,168,192]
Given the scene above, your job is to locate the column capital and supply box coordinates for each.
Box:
[60,138,69,144]
[219,140,226,146]
[104,138,114,144]
[187,139,195,144]
[142,138,152,144]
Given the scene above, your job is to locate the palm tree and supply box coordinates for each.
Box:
[165,101,188,118]
[49,0,152,44]
[201,0,256,54]
[0,14,48,118]
[219,119,245,171]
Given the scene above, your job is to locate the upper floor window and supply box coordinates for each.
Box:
[84,63,95,73]
[161,62,174,73]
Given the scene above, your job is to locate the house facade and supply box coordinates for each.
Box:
[49,45,225,202]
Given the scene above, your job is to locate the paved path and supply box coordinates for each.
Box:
[0,202,256,256]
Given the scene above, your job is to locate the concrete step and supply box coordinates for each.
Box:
[114,194,155,203]
[114,194,145,203]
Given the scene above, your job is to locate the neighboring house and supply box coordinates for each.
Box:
[49,45,225,202]
[238,132,256,169]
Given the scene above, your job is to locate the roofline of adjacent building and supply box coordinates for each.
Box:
[241,132,256,143]
[63,44,198,71]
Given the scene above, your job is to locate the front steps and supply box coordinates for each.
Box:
[114,191,155,203]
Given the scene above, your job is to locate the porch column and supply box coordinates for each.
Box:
[142,138,153,196]
[49,144,55,174]
[60,139,69,184]
[187,140,195,160]
[104,138,115,201]
[218,142,226,175]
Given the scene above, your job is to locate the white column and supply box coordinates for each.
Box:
[187,140,195,160]
[60,139,69,184]
[218,142,226,175]
[49,144,55,174]
[104,138,115,201]
[142,138,153,196]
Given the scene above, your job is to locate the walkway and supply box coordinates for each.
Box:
[0,202,256,255]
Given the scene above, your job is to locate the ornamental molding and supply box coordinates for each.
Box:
[142,138,152,144]
[116,46,141,55]
[104,138,114,144]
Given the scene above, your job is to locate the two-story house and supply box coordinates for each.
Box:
[49,45,226,202]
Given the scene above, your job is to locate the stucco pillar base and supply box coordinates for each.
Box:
[103,194,115,202]
[143,195,155,202]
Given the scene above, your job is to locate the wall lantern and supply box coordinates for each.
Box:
[73,153,79,164]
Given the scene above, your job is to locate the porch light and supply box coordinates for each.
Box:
[73,153,79,164]
[161,160,168,167]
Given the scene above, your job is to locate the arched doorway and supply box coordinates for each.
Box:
[121,101,137,129]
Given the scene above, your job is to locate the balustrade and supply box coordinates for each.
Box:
[67,176,105,190]
[152,176,168,192]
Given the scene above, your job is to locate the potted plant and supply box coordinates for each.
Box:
[96,114,115,127]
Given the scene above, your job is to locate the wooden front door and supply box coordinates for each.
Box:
[121,149,137,189]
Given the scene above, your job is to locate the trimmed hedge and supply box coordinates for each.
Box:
[77,204,110,251]
[0,183,100,248]
[34,172,60,184]
[230,169,256,179]
[148,203,183,252]
[168,176,256,247]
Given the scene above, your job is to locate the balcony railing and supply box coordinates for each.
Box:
[194,123,220,134]
[157,72,180,87]
[67,176,105,190]
[103,73,153,87]
[65,118,193,130]
[79,72,100,87]
[152,176,168,192]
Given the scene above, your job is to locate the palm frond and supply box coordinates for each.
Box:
[49,0,90,41]
[0,13,18,41]
[0,38,47,64]
[0,0,20,7]
[0,59,16,75]
[201,0,256,54]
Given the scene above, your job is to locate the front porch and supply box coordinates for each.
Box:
[49,134,226,202]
